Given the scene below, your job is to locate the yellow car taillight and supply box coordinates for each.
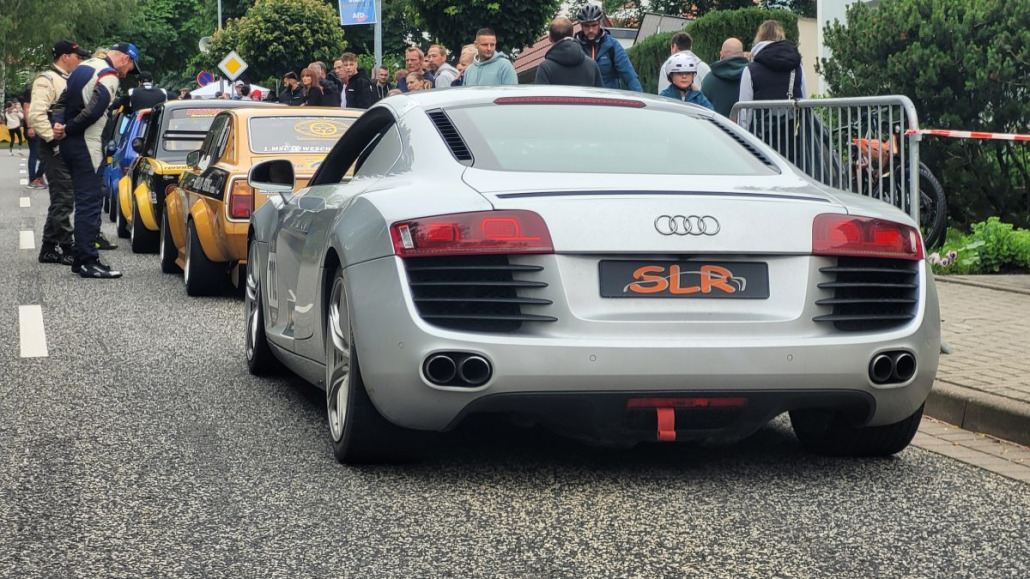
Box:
[228,180,255,220]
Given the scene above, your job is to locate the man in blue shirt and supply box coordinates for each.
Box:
[574,5,641,92]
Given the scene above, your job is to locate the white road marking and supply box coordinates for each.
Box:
[20,197,30,208]
[19,305,49,358]
[19,169,26,174]
[19,179,28,185]
[19,231,35,250]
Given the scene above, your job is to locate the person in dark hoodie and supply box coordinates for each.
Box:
[701,38,748,117]
[335,53,373,109]
[574,4,641,92]
[739,20,810,168]
[739,20,806,111]
[536,17,603,87]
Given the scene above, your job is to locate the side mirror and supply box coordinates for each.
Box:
[131,137,145,154]
[185,150,201,167]
[105,139,118,155]
[248,159,295,200]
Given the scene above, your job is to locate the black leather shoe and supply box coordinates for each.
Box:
[77,259,122,279]
[95,232,118,250]
[38,246,63,264]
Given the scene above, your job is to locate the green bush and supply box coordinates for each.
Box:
[929,217,1030,275]
[627,8,799,94]
[821,0,1030,229]
[690,7,799,64]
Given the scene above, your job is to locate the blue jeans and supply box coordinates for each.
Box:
[27,135,43,180]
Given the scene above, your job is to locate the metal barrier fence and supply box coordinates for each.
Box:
[730,96,921,226]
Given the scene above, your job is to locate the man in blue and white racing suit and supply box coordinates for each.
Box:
[53,42,139,278]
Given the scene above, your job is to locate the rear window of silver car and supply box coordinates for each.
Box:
[249,116,355,154]
[445,104,777,175]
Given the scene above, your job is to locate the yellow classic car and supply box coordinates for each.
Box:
[117,100,281,253]
[162,107,361,295]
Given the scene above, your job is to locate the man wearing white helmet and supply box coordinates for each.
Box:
[659,52,714,110]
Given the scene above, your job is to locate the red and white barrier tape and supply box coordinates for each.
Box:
[906,128,1030,142]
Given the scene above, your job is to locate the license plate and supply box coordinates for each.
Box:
[599,260,769,299]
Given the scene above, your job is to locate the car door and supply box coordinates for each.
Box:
[176,113,232,246]
[266,109,400,356]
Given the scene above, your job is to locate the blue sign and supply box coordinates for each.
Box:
[339,0,377,26]
[196,71,214,87]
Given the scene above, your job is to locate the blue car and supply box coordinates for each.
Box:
[105,109,151,222]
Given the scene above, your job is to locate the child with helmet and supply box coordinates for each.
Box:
[659,52,714,110]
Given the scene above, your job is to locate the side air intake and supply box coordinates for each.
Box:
[427,110,473,164]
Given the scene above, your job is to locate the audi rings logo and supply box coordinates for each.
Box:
[654,215,720,236]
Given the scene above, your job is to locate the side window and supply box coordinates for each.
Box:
[353,125,402,178]
[197,116,230,171]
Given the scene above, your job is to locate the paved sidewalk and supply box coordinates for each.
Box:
[925,274,1030,447]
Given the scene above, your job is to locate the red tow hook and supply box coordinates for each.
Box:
[656,408,676,441]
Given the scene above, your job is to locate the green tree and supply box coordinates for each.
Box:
[120,0,210,89]
[197,0,347,85]
[1,0,134,99]
[410,0,561,57]
[821,0,1030,227]
[649,0,757,19]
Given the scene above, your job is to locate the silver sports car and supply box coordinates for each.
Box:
[244,86,940,464]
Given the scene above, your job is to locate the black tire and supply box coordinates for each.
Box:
[790,403,924,457]
[245,240,279,375]
[130,198,159,253]
[159,211,180,273]
[183,220,222,297]
[108,186,118,222]
[917,163,947,250]
[325,267,420,464]
[116,195,130,239]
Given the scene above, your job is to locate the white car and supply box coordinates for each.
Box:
[244,86,940,463]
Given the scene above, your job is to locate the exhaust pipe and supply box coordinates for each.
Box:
[424,354,457,385]
[458,355,492,386]
[891,352,916,382]
[869,354,894,384]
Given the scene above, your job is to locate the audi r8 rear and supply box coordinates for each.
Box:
[245,86,940,464]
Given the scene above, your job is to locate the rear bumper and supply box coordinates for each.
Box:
[346,256,941,434]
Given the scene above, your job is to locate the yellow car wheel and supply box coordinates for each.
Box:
[184,220,222,297]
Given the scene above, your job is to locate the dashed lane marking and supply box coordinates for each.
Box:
[19,231,35,250]
[20,197,30,208]
[19,305,49,358]
[19,169,26,174]
[19,179,28,185]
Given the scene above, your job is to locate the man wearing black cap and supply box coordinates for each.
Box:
[52,41,140,279]
[26,40,91,265]
[110,70,167,114]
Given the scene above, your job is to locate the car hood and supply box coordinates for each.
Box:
[460,169,863,254]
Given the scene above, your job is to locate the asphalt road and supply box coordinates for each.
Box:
[2,152,1029,578]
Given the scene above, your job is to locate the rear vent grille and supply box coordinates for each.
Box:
[707,118,778,169]
[427,110,473,163]
[405,255,555,332]
[814,257,919,332]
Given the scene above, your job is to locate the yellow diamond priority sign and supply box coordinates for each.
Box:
[218,50,249,81]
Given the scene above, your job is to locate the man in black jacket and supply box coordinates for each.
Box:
[278,72,304,106]
[334,53,373,109]
[535,18,602,87]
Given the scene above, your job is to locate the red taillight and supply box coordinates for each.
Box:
[626,397,749,409]
[812,214,923,260]
[229,180,254,219]
[391,210,553,257]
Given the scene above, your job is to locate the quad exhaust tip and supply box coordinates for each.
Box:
[423,352,493,387]
[869,351,916,385]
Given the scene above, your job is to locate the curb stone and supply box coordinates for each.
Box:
[925,381,1030,447]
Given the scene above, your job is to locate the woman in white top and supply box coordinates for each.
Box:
[5,100,25,154]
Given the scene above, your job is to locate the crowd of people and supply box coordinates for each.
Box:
[6,3,807,281]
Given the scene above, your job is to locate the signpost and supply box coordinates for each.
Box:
[339,0,382,68]
[196,71,214,87]
[218,50,248,81]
